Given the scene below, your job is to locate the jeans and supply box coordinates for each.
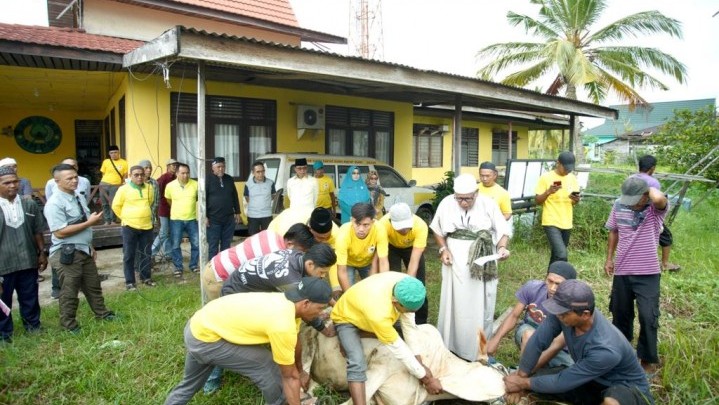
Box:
[170,219,199,272]
[207,219,235,259]
[336,323,368,382]
[121,226,153,284]
[0,268,41,339]
[514,322,574,368]
[100,182,119,224]
[387,245,428,324]
[543,226,571,265]
[152,216,172,258]
[345,264,371,286]
[610,274,661,364]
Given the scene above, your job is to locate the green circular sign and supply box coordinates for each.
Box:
[14,116,62,154]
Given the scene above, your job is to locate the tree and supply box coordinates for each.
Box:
[477,0,687,161]
[652,107,719,182]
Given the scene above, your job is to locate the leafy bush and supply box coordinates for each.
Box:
[431,171,455,210]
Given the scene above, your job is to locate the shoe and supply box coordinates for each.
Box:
[142,279,157,287]
[98,273,110,282]
[51,289,60,300]
[173,271,183,279]
[101,312,117,321]
[126,283,137,291]
[190,267,199,273]
[27,325,44,334]
[67,326,82,334]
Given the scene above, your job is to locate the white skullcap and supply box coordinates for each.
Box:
[453,173,478,194]
[0,157,17,167]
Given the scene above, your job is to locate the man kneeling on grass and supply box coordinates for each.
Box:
[164,277,332,405]
[503,280,653,405]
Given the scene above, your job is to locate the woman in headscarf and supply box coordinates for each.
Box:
[365,170,388,219]
[430,173,511,361]
[338,166,370,224]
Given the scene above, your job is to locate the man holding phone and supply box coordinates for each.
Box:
[535,152,581,266]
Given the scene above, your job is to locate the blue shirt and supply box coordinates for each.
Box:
[45,176,92,203]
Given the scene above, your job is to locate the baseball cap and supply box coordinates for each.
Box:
[309,208,333,234]
[393,277,426,311]
[313,160,324,170]
[295,158,308,167]
[389,203,413,230]
[547,261,577,280]
[618,176,649,206]
[166,158,178,165]
[0,157,17,167]
[212,157,225,165]
[543,279,595,315]
[284,277,332,304]
[557,151,575,172]
[453,173,477,194]
[479,161,497,172]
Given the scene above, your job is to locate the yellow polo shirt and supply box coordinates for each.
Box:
[165,178,198,220]
[112,182,154,230]
[378,215,428,249]
[535,171,579,229]
[190,293,300,365]
[331,272,408,344]
[100,158,128,185]
[315,176,336,210]
[335,221,388,267]
[478,183,512,217]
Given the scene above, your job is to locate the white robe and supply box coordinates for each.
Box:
[429,194,509,360]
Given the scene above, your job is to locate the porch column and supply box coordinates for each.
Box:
[197,61,208,304]
[452,95,462,175]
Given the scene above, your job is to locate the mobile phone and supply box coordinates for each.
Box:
[553,181,561,187]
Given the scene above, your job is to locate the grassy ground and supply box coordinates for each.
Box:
[1,172,717,404]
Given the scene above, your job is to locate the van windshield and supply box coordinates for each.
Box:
[258,158,280,183]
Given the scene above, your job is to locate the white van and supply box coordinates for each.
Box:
[254,153,436,223]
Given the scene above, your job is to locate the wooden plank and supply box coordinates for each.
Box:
[122,27,180,68]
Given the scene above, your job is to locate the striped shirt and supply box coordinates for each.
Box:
[209,230,286,281]
[605,201,667,276]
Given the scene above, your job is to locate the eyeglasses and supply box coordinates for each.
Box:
[454,195,475,203]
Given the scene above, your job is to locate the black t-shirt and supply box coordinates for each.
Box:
[221,249,304,296]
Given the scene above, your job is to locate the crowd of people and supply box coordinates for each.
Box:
[0,150,674,405]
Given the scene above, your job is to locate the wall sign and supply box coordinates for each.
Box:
[14,116,62,154]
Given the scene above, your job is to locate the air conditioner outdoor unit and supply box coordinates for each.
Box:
[297,105,325,130]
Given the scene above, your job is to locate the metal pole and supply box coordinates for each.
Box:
[197,61,208,305]
[453,95,462,175]
[507,121,513,166]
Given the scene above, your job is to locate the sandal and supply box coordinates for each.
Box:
[662,263,681,272]
[143,279,157,287]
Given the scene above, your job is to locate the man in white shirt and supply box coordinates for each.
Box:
[285,158,318,210]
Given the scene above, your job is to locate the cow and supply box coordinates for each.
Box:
[301,315,506,405]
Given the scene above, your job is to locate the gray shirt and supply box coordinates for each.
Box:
[45,176,92,203]
[44,190,93,255]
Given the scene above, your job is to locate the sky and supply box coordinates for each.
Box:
[1,0,717,127]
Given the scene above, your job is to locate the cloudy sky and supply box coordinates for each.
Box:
[2,0,717,125]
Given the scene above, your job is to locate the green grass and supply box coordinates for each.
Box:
[1,173,718,404]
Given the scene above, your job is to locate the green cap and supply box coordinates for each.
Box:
[394,277,426,311]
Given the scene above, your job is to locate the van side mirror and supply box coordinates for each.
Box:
[408,179,417,187]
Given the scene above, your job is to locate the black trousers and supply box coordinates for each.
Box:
[610,274,661,364]
[387,245,428,324]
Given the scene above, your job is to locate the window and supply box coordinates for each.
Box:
[412,124,442,168]
[325,106,394,164]
[375,165,409,188]
[171,93,276,179]
[461,127,479,166]
[491,130,518,166]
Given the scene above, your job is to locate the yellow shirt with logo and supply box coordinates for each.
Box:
[111,183,154,230]
[378,215,428,249]
[190,292,300,365]
[535,171,579,229]
[478,183,512,217]
[331,271,408,344]
[164,179,198,221]
[100,158,128,185]
[335,221,388,267]
[315,176,336,209]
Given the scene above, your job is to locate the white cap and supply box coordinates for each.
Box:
[389,203,414,230]
[0,157,17,167]
[453,173,477,194]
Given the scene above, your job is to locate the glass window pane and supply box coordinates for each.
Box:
[375,131,390,164]
[328,128,345,155]
[375,165,407,187]
[214,124,240,177]
[352,130,369,157]
[177,122,198,176]
[249,126,272,167]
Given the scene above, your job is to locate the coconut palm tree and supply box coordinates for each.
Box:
[477,0,687,161]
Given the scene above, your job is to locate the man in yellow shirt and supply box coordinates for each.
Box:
[335,203,389,292]
[331,272,442,405]
[164,277,332,405]
[165,163,199,277]
[112,165,156,290]
[478,162,512,221]
[99,145,128,224]
[535,151,581,266]
[379,203,429,324]
[313,161,337,216]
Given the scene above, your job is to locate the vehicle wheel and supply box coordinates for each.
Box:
[416,205,433,225]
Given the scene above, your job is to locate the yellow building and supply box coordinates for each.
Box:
[0,0,615,193]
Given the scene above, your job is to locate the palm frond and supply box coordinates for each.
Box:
[506,11,560,40]
[594,47,687,84]
[501,60,555,87]
[584,81,607,104]
[588,11,683,44]
[476,49,551,80]
[552,40,599,85]
[593,68,649,108]
[477,42,548,58]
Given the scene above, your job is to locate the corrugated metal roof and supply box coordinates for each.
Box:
[584,98,716,137]
[0,23,143,54]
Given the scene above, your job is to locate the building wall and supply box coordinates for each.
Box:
[84,0,299,45]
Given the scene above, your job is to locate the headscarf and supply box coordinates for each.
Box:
[365,169,388,208]
[338,165,370,224]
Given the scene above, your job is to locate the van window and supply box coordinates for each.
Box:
[259,158,281,184]
[375,165,409,188]
[338,165,370,185]
[308,165,338,188]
